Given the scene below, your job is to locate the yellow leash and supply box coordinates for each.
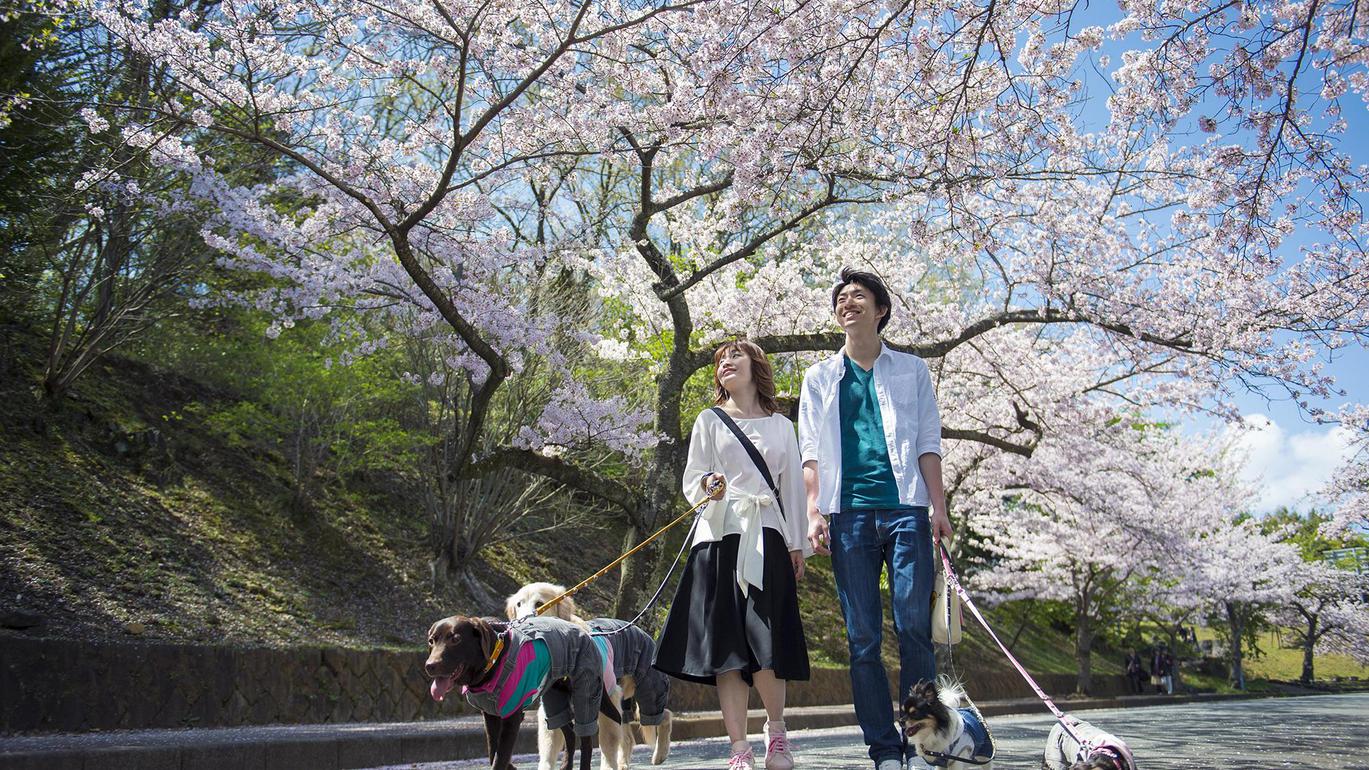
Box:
[536,482,721,618]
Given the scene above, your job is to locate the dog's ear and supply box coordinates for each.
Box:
[504,592,520,620]
[472,617,499,661]
[559,593,578,621]
[909,678,936,699]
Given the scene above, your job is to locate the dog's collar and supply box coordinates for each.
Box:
[477,633,505,681]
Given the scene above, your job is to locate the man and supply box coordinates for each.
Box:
[1124,649,1146,695]
[799,267,953,770]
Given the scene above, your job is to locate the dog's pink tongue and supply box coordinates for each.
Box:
[430,675,455,702]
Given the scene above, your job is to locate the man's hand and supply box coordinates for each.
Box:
[790,550,805,580]
[930,507,954,545]
[807,508,830,556]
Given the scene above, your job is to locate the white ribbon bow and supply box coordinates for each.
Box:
[730,490,773,596]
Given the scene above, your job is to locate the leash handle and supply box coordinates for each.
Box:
[936,542,1089,749]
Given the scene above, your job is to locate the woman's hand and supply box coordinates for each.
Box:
[790,550,805,581]
[701,473,727,501]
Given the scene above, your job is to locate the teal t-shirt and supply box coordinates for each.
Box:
[839,355,901,510]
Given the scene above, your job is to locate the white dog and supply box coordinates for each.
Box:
[506,583,673,770]
[1042,715,1136,770]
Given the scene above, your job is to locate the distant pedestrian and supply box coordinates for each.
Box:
[1151,646,1175,695]
[1165,648,1179,694]
[1124,649,1146,695]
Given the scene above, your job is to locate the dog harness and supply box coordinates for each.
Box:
[589,635,617,695]
[1046,716,1136,770]
[463,637,552,718]
[924,707,995,767]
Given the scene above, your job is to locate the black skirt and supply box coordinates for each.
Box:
[653,528,810,686]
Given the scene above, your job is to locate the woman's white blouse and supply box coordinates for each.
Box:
[682,409,812,594]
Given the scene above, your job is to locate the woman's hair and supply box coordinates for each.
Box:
[712,339,780,415]
[830,266,893,332]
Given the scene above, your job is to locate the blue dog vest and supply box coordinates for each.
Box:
[926,707,995,766]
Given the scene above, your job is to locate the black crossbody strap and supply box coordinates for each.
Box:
[709,407,785,520]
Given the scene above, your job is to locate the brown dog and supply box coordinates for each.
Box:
[426,615,620,770]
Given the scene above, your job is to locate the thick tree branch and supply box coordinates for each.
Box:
[470,447,642,520]
[942,427,1036,457]
[691,307,1198,373]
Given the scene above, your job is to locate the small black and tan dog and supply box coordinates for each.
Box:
[899,677,995,770]
[426,614,620,770]
[1042,716,1136,770]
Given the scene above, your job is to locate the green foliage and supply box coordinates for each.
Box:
[155,313,428,494]
[0,10,82,322]
[1259,507,1368,562]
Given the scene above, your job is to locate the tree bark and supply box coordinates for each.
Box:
[1300,615,1318,685]
[1225,600,1246,690]
[1075,604,1094,695]
[615,426,689,618]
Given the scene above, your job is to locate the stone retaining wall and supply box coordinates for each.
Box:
[1,635,1126,734]
[1,636,461,733]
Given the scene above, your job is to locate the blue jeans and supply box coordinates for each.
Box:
[830,507,936,765]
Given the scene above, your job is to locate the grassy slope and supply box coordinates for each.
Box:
[0,328,623,649]
[1190,627,1369,683]
[18,328,1353,692]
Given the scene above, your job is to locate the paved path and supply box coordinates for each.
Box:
[364,693,1369,770]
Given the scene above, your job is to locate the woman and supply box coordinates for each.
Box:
[654,340,811,770]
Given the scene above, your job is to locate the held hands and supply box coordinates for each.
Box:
[701,473,726,501]
[807,506,830,556]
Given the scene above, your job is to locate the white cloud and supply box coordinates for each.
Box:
[1226,414,1355,513]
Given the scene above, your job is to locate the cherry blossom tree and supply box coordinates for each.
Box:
[1262,508,1369,682]
[962,420,1248,693]
[1275,562,1369,683]
[1325,405,1369,534]
[55,0,1369,612]
[1191,517,1303,689]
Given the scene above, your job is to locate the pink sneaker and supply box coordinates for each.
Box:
[728,747,756,770]
[765,721,794,770]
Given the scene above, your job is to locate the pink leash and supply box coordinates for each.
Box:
[937,541,1090,750]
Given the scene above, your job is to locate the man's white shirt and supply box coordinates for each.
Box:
[798,344,942,515]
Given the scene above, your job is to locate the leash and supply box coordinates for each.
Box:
[936,542,1089,749]
[616,513,701,629]
[535,480,721,622]
[922,748,993,767]
[938,540,959,680]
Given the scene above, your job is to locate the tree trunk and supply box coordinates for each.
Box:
[1225,600,1246,690]
[1301,617,1318,685]
[615,428,688,618]
[1075,610,1094,695]
[453,563,501,612]
[429,495,460,591]
[612,526,644,618]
